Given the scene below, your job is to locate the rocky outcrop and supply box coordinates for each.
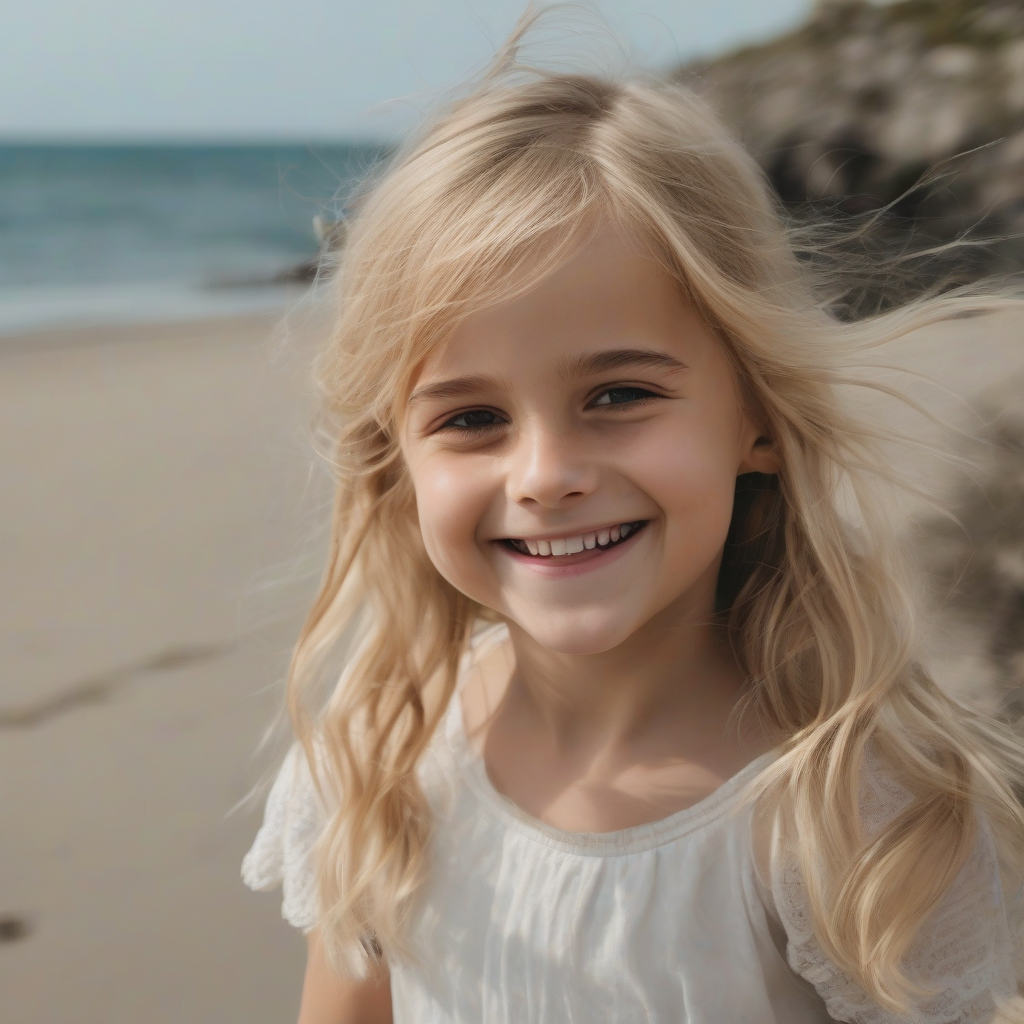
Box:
[682,3,1024,719]
[682,0,1024,267]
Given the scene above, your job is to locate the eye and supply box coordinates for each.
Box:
[590,386,661,408]
[441,409,506,430]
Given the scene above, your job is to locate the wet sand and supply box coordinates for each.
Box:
[0,307,1022,1023]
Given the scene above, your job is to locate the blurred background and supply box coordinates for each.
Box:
[3,2,1024,1021]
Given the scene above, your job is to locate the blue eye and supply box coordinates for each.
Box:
[443,409,504,429]
[591,386,659,407]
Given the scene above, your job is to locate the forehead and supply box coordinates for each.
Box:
[414,224,724,384]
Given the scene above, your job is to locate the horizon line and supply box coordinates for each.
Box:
[0,133,396,148]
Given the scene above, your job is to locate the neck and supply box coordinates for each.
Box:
[503,573,746,755]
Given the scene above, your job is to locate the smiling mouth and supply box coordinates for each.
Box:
[502,520,649,558]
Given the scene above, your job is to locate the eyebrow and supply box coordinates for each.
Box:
[556,348,689,380]
[406,348,688,407]
[407,373,501,406]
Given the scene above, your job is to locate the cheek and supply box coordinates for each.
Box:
[631,414,741,554]
[410,457,495,587]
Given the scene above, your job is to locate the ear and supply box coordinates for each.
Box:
[737,428,781,477]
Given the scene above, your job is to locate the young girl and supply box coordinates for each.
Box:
[242,23,1024,1024]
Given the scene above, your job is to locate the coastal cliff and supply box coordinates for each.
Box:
[683,0,1024,265]
[683,0,1024,714]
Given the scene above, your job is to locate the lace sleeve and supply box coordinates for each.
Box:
[771,762,1018,1024]
[241,743,326,933]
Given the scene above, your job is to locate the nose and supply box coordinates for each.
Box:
[505,419,598,509]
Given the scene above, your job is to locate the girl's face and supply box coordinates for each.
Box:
[400,224,777,656]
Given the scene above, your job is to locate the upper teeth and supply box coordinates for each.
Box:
[518,522,638,557]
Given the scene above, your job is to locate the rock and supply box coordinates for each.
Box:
[678,3,1024,717]
[679,0,1024,272]
[273,217,348,284]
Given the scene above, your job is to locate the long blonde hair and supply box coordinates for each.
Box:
[287,20,1024,1008]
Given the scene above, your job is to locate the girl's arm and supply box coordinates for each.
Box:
[297,930,393,1024]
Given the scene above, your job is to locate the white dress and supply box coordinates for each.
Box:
[243,632,1018,1024]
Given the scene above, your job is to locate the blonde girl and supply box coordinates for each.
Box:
[243,18,1024,1024]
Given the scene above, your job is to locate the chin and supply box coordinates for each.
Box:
[511,607,642,656]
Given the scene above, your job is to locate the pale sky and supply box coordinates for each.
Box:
[1,1,812,142]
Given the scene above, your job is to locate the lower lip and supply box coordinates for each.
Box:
[495,524,649,577]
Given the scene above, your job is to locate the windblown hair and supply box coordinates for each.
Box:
[287,17,1024,1009]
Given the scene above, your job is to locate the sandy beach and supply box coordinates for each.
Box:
[0,310,330,1023]
[1,305,1022,1023]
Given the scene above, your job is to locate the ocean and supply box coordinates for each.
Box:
[0,142,387,335]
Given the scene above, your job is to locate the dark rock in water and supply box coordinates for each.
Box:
[273,215,348,284]
[681,0,1024,272]
[273,258,322,285]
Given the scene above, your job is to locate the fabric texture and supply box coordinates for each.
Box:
[242,626,1019,1023]
[242,742,323,933]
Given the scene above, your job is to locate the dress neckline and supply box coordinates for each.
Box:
[443,641,777,857]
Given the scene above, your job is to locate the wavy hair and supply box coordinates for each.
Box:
[286,17,1024,1008]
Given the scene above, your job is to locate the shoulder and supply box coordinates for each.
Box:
[241,698,468,934]
[241,743,326,933]
[766,753,1018,1023]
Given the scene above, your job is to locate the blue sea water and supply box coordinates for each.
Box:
[0,142,387,334]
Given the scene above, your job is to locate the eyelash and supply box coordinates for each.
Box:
[441,409,507,432]
[437,385,664,433]
[589,385,662,408]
